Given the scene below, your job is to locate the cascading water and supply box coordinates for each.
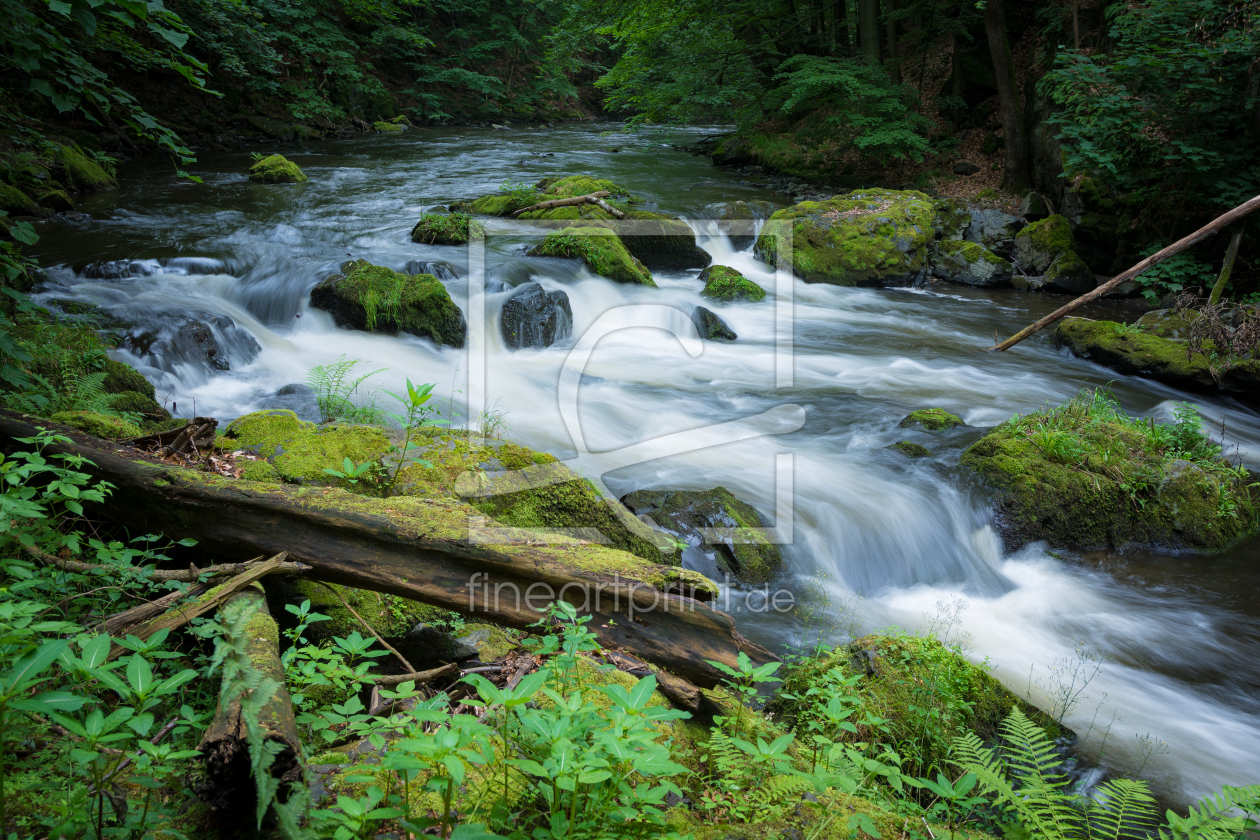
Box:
[27,125,1260,805]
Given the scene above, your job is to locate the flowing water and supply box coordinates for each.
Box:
[26,124,1260,804]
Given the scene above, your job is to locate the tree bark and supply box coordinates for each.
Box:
[858,0,881,64]
[1208,221,1246,306]
[0,410,776,688]
[983,0,1028,190]
[991,194,1260,350]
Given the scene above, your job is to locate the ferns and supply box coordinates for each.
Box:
[955,709,1260,840]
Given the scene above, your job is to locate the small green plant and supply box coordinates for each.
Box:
[307,355,387,423]
[381,378,442,496]
[322,456,379,486]
[706,650,781,740]
[499,179,537,205]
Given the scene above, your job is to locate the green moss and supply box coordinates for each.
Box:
[540,175,629,199]
[960,389,1259,551]
[50,410,141,440]
[1054,318,1218,391]
[53,143,117,191]
[898,408,963,430]
[248,154,307,184]
[224,409,391,484]
[754,189,936,286]
[267,576,442,643]
[933,239,1013,286]
[37,189,75,212]
[530,225,656,286]
[458,194,530,216]
[410,212,484,245]
[239,459,282,483]
[373,120,403,133]
[0,183,36,215]
[888,440,930,458]
[1014,215,1074,274]
[1046,249,1092,283]
[457,623,521,663]
[699,265,766,302]
[102,358,155,398]
[312,260,466,345]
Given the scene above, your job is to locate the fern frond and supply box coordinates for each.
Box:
[998,709,1082,839]
[1160,784,1260,840]
[1085,778,1159,840]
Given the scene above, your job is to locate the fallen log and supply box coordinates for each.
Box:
[511,190,611,217]
[362,662,459,688]
[604,650,704,713]
[0,410,775,687]
[25,544,309,584]
[990,194,1260,351]
[199,586,303,814]
[590,196,628,220]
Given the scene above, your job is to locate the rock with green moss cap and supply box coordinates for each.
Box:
[1045,250,1096,294]
[699,265,766,302]
[37,190,75,213]
[754,188,935,286]
[311,260,467,346]
[52,142,117,192]
[961,402,1259,551]
[248,154,307,184]
[930,240,1012,288]
[224,409,392,485]
[50,411,141,440]
[99,357,170,426]
[931,197,972,240]
[1013,215,1073,274]
[0,183,36,217]
[692,306,736,340]
[887,441,930,458]
[620,487,781,584]
[898,408,963,430]
[373,121,404,133]
[529,226,655,286]
[453,175,633,218]
[410,212,484,245]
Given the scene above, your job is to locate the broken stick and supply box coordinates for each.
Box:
[511,190,612,217]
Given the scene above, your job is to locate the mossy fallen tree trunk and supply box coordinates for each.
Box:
[0,409,773,687]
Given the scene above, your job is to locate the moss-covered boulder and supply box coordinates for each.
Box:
[699,265,766,302]
[692,306,736,340]
[0,183,37,216]
[225,409,392,485]
[1044,250,1096,294]
[248,154,307,184]
[50,410,141,440]
[99,355,169,426]
[310,260,467,346]
[454,176,633,218]
[53,142,117,192]
[37,190,75,213]
[620,487,782,584]
[754,189,935,286]
[410,212,484,245]
[373,120,404,133]
[528,226,655,286]
[961,392,1259,551]
[932,197,973,241]
[1013,215,1073,273]
[1062,174,1130,272]
[930,240,1012,288]
[887,440,930,458]
[898,408,963,430]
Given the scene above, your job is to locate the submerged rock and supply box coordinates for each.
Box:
[620,487,782,583]
[898,408,963,430]
[410,212,483,245]
[699,265,765,302]
[754,188,934,287]
[181,313,259,371]
[310,259,467,347]
[930,240,1013,288]
[528,226,655,286]
[887,440,930,458]
[692,306,736,340]
[500,282,572,349]
[248,154,307,184]
[707,199,778,249]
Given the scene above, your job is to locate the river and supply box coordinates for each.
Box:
[25,124,1260,805]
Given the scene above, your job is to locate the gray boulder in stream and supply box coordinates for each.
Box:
[621,487,781,584]
[930,241,1013,288]
[692,306,736,341]
[500,282,572,349]
[964,208,1025,258]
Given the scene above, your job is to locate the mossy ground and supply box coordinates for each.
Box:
[754,189,935,286]
[898,408,963,430]
[529,225,656,286]
[224,409,392,484]
[410,212,484,245]
[373,120,403,133]
[248,154,307,184]
[961,388,1259,551]
[699,265,766,302]
[50,410,141,439]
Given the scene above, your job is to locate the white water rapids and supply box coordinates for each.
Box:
[27,124,1260,805]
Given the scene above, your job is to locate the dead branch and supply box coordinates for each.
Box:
[511,190,611,217]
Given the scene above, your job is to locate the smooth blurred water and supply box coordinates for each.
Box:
[26,124,1260,804]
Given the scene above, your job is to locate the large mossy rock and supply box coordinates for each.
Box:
[248,154,307,184]
[53,142,117,191]
[1053,317,1260,397]
[528,226,655,286]
[500,282,572,349]
[410,212,483,245]
[311,260,467,346]
[620,487,782,584]
[101,358,169,424]
[930,240,1012,288]
[754,188,935,286]
[898,408,963,430]
[225,409,393,484]
[454,175,632,218]
[0,183,36,216]
[961,412,1259,551]
[964,207,1024,257]
[699,265,766,302]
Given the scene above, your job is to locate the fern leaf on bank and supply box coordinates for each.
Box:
[1085,778,1159,840]
[1160,784,1260,840]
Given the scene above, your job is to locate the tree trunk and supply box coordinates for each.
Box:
[983,0,1028,191]
[884,0,901,82]
[0,410,775,688]
[1209,221,1246,306]
[858,0,880,64]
